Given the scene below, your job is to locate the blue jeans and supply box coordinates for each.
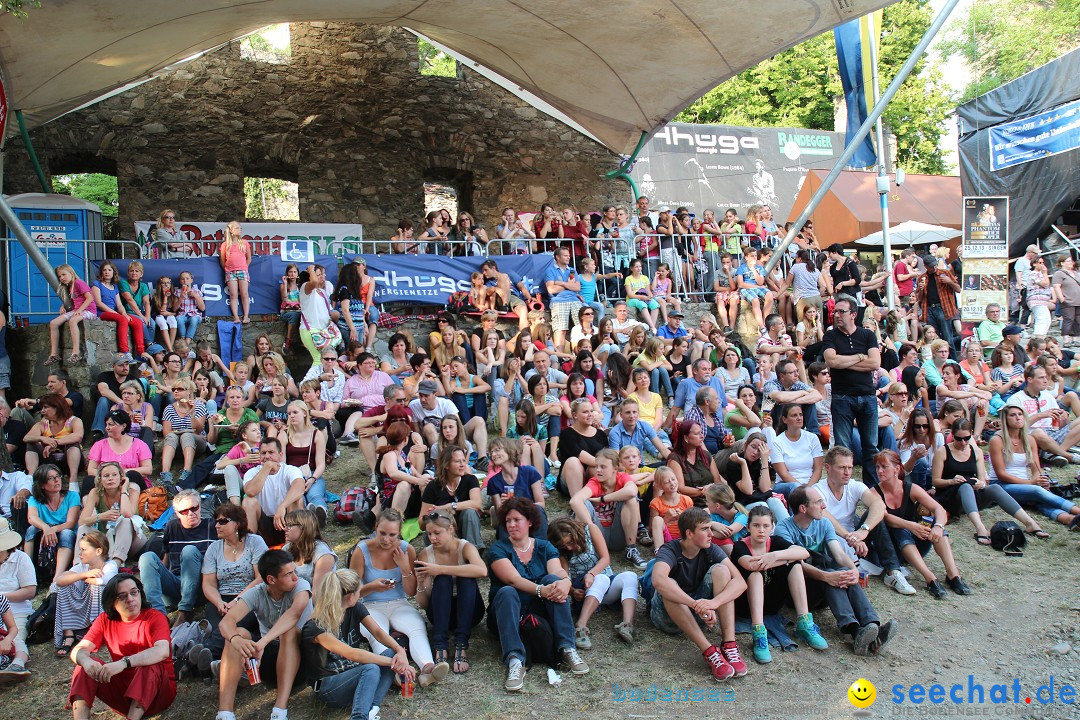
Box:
[806,572,879,631]
[995,482,1076,519]
[217,320,244,366]
[587,301,606,321]
[314,649,394,720]
[25,526,75,549]
[426,576,485,650]
[649,367,673,398]
[927,305,959,358]
[305,476,327,509]
[490,574,575,665]
[176,314,201,339]
[851,426,898,464]
[281,310,300,330]
[138,544,204,612]
[832,394,880,487]
[92,396,112,434]
[908,457,931,491]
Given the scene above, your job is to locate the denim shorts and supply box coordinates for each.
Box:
[890,526,946,558]
[649,566,717,634]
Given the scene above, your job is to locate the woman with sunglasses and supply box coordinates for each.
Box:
[414,509,487,674]
[200,503,267,663]
[111,380,156,448]
[873,451,973,599]
[68,574,176,720]
[897,408,938,491]
[988,405,1079,530]
[881,382,913,440]
[931,418,1046,546]
[349,508,449,688]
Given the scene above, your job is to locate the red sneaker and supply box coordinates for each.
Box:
[702,644,735,681]
[721,640,748,677]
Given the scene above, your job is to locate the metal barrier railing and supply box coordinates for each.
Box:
[2,237,144,321]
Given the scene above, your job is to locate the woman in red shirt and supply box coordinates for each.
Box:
[68,573,176,720]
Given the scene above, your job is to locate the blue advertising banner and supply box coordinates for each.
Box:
[105,255,341,317]
[100,253,555,313]
[988,98,1080,172]
[344,254,554,305]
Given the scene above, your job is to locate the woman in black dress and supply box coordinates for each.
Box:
[556,398,608,497]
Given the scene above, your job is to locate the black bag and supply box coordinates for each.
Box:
[518,612,557,669]
[990,521,1026,557]
[26,593,56,645]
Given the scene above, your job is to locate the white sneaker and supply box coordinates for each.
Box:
[884,569,917,596]
[368,706,380,720]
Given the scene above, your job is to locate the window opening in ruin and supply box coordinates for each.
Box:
[240,24,291,64]
[245,177,299,220]
[52,172,120,238]
[418,38,457,78]
[424,182,459,222]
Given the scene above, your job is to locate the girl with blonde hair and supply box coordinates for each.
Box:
[218,220,252,324]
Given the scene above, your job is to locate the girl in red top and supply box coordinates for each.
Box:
[68,573,176,720]
[219,221,252,324]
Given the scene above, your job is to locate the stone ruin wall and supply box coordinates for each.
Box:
[2,22,626,241]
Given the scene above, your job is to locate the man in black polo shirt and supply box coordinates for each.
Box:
[823,295,881,486]
[91,353,132,440]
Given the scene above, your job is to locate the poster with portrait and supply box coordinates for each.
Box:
[961,196,1009,322]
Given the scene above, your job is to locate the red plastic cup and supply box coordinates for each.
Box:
[400,676,414,699]
[245,657,262,685]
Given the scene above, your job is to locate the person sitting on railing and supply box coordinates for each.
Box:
[735,248,775,330]
[155,208,192,257]
[560,207,591,258]
[93,261,146,359]
[719,209,743,258]
[533,204,563,253]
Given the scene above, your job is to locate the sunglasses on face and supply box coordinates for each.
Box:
[177,505,200,515]
[914,423,930,429]
[214,517,232,526]
[954,435,972,443]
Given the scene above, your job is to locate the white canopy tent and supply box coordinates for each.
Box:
[854,220,962,247]
[0,0,897,155]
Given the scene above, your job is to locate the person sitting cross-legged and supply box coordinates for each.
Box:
[644,507,748,681]
[775,485,896,657]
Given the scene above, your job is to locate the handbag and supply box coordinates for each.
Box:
[302,287,342,350]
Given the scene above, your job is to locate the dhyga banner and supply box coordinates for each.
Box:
[134,221,363,257]
[988,98,1080,172]
[630,122,846,219]
[961,196,1009,321]
[345,253,554,305]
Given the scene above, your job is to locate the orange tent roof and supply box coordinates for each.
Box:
[788,169,962,247]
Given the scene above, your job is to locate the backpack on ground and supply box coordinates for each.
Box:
[518,612,557,669]
[139,486,170,523]
[990,521,1026,557]
[335,486,376,534]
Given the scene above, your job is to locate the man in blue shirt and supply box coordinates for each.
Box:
[775,485,895,657]
[544,246,581,351]
[608,398,670,461]
[672,359,728,418]
[656,310,691,351]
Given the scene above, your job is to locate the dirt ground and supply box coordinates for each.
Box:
[5,449,1079,720]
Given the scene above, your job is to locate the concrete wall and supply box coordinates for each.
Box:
[3,23,627,240]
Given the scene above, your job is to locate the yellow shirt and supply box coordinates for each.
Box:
[632,391,664,429]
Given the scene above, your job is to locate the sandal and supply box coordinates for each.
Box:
[434,648,449,666]
[974,533,992,546]
[453,645,470,674]
[66,353,82,364]
[56,635,75,657]
[1026,528,1050,540]
[44,355,61,366]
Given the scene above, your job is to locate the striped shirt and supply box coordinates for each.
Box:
[161,399,207,435]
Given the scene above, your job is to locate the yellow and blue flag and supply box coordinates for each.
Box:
[834,11,883,168]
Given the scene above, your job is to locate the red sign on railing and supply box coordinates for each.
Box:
[0,70,8,140]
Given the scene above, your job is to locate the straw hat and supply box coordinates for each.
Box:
[0,517,22,553]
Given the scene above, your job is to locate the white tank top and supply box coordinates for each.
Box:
[988,449,1028,483]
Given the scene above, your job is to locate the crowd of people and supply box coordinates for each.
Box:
[1,198,1079,718]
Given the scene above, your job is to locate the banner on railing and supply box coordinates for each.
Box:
[133,221,364,257]
[98,252,555,313]
[345,253,554,305]
[105,255,342,317]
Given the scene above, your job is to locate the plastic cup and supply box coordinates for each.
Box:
[245,657,261,685]
[400,675,414,699]
[858,572,869,590]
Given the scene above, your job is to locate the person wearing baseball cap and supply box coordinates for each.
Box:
[90,355,134,441]
[409,381,459,449]
[0,516,34,679]
[1000,324,1029,365]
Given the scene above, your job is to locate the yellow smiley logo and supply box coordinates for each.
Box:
[848,678,877,708]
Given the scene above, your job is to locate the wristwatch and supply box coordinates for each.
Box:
[123,656,132,669]
[451,500,458,511]
[859,524,870,532]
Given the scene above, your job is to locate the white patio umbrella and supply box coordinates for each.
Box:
[854,220,961,247]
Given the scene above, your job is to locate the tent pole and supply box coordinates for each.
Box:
[765,0,961,277]
[15,110,50,193]
[0,194,60,292]
[866,13,896,311]
[606,131,647,205]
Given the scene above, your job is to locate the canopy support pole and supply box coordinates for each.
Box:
[867,16,896,311]
[15,109,50,193]
[766,0,961,276]
[0,193,60,291]
[606,131,647,204]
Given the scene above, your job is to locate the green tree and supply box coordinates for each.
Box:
[418,38,456,78]
[244,177,299,220]
[676,0,951,174]
[938,0,1080,102]
[52,173,118,216]
[1,0,41,19]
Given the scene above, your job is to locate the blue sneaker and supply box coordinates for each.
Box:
[752,624,772,664]
[796,613,829,650]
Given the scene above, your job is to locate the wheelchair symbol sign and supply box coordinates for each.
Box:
[281,240,315,263]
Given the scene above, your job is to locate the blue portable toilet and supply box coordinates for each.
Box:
[1,193,104,323]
